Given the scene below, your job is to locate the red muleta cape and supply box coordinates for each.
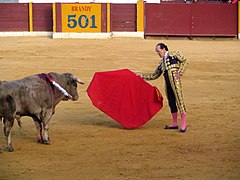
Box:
[87,69,163,129]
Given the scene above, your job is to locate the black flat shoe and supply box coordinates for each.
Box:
[179,127,187,133]
[164,125,178,129]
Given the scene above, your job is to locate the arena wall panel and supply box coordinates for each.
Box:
[0,3,29,31]
[239,1,240,39]
[32,3,52,31]
[0,2,238,38]
[145,3,191,36]
[101,3,107,33]
[191,3,237,36]
[145,3,238,37]
[56,3,62,32]
[110,4,136,32]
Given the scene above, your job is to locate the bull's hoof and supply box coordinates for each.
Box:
[8,145,15,152]
[0,148,3,153]
[43,139,51,145]
[37,139,43,144]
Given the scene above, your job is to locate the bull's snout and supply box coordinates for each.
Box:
[62,94,79,101]
[72,95,79,101]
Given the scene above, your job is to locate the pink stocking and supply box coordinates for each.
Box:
[170,112,178,127]
[180,113,187,130]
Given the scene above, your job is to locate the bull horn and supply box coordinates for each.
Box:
[73,76,84,85]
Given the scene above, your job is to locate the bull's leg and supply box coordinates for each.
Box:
[15,115,23,128]
[3,117,15,152]
[0,116,2,153]
[32,118,43,144]
[42,111,53,145]
[43,123,50,145]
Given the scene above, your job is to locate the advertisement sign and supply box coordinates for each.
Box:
[61,4,102,32]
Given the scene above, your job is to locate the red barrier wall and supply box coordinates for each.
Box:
[0,3,29,31]
[110,4,136,32]
[56,3,62,32]
[145,4,191,36]
[32,3,52,31]
[191,3,237,36]
[145,3,237,36]
[101,3,107,33]
[0,3,238,37]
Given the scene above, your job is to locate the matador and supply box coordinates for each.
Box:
[141,43,188,133]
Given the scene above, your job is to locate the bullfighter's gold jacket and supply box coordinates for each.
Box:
[142,50,188,113]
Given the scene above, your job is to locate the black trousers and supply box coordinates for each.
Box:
[164,71,178,113]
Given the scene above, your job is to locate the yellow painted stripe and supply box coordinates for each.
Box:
[28,2,33,32]
[137,0,144,32]
[107,3,111,33]
[52,3,56,32]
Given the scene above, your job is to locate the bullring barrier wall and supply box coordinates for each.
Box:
[145,3,238,37]
[0,1,239,38]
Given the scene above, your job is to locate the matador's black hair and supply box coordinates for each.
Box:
[156,43,168,51]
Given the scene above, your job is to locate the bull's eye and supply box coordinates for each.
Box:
[73,80,77,87]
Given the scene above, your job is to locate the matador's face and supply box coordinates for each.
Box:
[155,45,166,58]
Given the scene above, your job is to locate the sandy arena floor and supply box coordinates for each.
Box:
[0,37,239,179]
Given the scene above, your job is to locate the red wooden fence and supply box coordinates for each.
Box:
[0,2,238,37]
[0,3,29,31]
[32,3,52,31]
[145,3,237,36]
[110,4,136,32]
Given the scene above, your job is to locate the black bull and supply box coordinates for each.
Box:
[0,72,84,152]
